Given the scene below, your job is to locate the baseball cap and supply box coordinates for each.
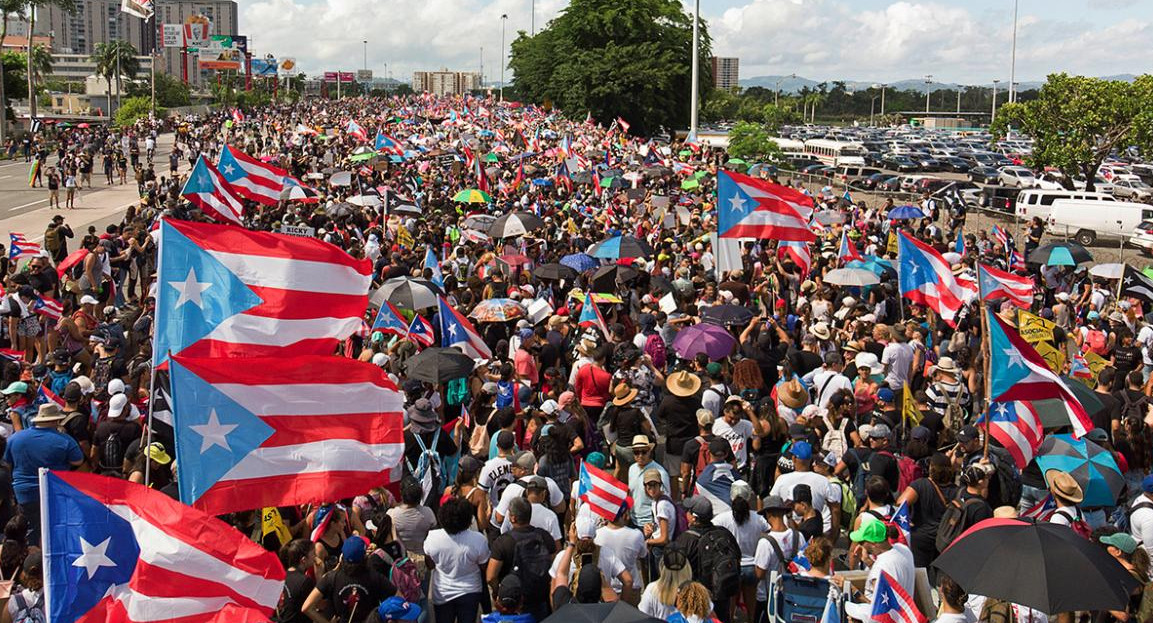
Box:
[850,520,889,543]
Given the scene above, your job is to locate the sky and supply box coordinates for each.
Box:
[240,0,1153,85]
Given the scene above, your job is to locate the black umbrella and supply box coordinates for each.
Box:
[488,211,545,239]
[701,304,755,327]
[933,518,1140,613]
[404,348,475,384]
[534,263,579,282]
[1027,242,1094,266]
[590,264,639,291]
[370,278,444,310]
[542,601,663,623]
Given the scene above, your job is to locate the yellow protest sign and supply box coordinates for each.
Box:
[1017,309,1055,344]
[887,229,899,255]
[1033,341,1066,374]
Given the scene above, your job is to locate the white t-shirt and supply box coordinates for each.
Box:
[499,503,563,541]
[770,471,835,532]
[713,418,755,468]
[714,510,769,566]
[595,525,648,589]
[638,582,678,620]
[753,529,803,601]
[424,528,491,605]
[478,456,514,506]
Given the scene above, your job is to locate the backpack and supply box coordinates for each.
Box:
[1086,329,1109,356]
[936,494,986,553]
[686,527,741,600]
[508,528,553,601]
[1120,391,1149,423]
[405,429,443,506]
[644,333,667,370]
[11,591,45,623]
[100,430,127,476]
[1053,509,1093,539]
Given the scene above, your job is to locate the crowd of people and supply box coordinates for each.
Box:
[0,93,1148,623]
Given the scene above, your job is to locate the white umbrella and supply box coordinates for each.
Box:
[824,268,881,287]
[1089,263,1125,279]
[348,195,383,208]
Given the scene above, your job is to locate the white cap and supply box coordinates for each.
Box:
[107,393,129,419]
[107,378,126,395]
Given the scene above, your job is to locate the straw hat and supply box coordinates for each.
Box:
[666,370,702,397]
[1047,470,1084,504]
[612,384,639,407]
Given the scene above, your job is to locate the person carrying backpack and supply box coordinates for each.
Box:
[1046,470,1092,539]
[674,496,741,623]
[487,498,556,622]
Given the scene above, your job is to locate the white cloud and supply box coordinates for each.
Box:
[241,0,1151,85]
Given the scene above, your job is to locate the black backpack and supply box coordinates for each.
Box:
[687,526,741,600]
[508,527,553,602]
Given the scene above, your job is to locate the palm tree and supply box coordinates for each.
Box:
[90,40,138,116]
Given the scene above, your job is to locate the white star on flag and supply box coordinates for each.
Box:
[168,267,213,309]
[73,536,116,579]
[190,409,239,453]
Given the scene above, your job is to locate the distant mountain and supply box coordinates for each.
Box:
[739,73,1136,93]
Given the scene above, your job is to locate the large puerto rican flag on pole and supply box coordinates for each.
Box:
[217,145,287,206]
[717,171,815,241]
[180,155,246,225]
[987,308,1093,437]
[168,355,405,515]
[41,470,284,623]
[155,219,372,365]
[897,230,976,327]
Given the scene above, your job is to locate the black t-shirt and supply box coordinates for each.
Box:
[274,568,315,623]
[315,565,396,623]
[655,394,702,456]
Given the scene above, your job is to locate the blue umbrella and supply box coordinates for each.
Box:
[587,235,654,260]
[887,205,927,220]
[560,253,599,273]
[1035,433,1123,507]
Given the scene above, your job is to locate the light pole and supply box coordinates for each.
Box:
[1009,0,1019,103]
[924,75,933,114]
[870,95,880,126]
[500,14,507,101]
[774,73,796,107]
[688,0,699,141]
[991,79,1000,121]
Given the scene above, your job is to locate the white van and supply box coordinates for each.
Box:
[1046,199,1153,246]
[1016,189,1115,222]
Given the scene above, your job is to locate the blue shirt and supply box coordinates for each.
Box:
[3,427,83,504]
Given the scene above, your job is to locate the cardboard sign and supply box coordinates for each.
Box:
[1017,309,1055,344]
[280,225,315,238]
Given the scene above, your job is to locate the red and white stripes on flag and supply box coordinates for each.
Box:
[579,462,631,521]
[978,263,1034,308]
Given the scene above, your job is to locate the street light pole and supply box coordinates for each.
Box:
[991,79,1000,121]
[500,14,507,101]
[688,0,699,141]
[1009,0,1019,103]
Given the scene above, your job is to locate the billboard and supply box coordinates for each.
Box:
[198,35,242,70]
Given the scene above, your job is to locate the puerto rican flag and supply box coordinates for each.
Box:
[778,240,812,277]
[579,461,631,521]
[180,155,245,225]
[345,119,369,142]
[169,355,405,515]
[979,401,1043,469]
[717,171,815,241]
[406,314,435,347]
[33,296,64,321]
[987,308,1093,438]
[154,219,372,365]
[216,145,287,206]
[978,263,1034,309]
[871,571,926,623]
[898,231,976,327]
[41,470,285,623]
[372,301,409,337]
[438,296,492,359]
[9,232,44,261]
[375,132,404,156]
[839,230,863,263]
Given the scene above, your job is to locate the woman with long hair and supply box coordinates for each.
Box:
[638,547,693,620]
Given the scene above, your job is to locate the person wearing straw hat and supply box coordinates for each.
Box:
[2,403,84,542]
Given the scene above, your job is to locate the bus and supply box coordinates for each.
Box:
[803,139,867,167]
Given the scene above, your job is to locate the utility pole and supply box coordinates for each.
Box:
[688,0,700,140]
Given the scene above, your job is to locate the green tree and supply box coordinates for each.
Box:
[114,96,162,127]
[90,40,139,116]
[992,73,1153,191]
[726,121,784,163]
[508,0,710,136]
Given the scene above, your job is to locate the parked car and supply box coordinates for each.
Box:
[999,166,1038,187]
[1112,179,1153,202]
[969,166,1002,184]
[882,154,919,173]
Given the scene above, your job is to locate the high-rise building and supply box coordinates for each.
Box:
[710,57,739,90]
[412,69,481,95]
